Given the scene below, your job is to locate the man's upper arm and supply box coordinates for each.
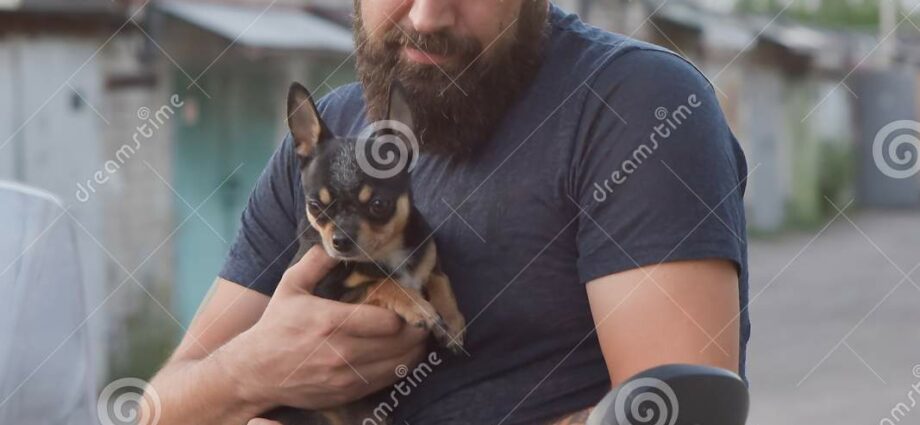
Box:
[171,278,269,362]
[570,48,750,382]
[586,260,740,386]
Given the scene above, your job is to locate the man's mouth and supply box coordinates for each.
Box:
[401,46,453,65]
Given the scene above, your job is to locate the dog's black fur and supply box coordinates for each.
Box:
[258,82,465,425]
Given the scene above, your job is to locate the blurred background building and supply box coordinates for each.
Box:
[1,0,919,424]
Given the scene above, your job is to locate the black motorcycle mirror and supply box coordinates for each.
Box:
[586,364,749,425]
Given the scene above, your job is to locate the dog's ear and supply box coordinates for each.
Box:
[386,81,417,173]
[287,82,325,157]
[386,81,414,131]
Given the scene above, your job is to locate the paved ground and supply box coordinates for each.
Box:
[746,209,920,425]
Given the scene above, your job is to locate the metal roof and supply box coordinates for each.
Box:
[0,0,116,14]
[648,0,870,69]
[157,0,354,53]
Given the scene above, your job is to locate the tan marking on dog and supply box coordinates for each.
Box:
[426,271,466,350]
[412,242,438,283]
[361,278,439,329]
[306,209,334,248]
[319,187,332,205]
[358,185,373,203]
[319,410,346,425]
[343,271,375,288]
[359,193,410,260]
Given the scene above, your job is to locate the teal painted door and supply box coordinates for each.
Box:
[173,69,280,324]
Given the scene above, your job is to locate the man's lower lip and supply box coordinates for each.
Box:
[402,47,451,65]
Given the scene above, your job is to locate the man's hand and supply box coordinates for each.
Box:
[220,246,430,411]
[146,246,428,425]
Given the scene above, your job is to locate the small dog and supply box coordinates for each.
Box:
[260,82,466,425]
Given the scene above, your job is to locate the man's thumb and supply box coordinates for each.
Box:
[276,245,337,295]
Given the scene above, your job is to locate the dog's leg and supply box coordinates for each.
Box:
[425,271,466,353]
[362,278,443,331]
[319,409,347,425]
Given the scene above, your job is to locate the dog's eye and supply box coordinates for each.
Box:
[369,199,392,217]
[307,200,323,214]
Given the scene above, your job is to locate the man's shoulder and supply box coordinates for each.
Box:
[548,6,710,92]
[316,82,368,137]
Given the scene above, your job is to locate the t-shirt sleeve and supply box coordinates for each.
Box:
[570,49,748,284]
[218,133,302,295]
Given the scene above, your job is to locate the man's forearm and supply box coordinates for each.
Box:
[144,348,268,425]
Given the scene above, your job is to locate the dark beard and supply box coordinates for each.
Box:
[354,1,549,157]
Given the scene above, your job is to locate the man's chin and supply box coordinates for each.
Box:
[355,1,549,157]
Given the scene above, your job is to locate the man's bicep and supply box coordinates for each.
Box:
[171,278,269,362]
[585,260,740,386]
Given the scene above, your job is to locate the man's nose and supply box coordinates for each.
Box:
[408,0,455,33]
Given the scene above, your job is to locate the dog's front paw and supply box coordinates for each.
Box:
[396,298,443,332]
[433,315,465,354]
[444,333,465,355]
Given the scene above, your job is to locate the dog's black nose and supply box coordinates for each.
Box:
[331,234,353,252]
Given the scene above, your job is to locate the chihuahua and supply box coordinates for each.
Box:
[260,82,466,425]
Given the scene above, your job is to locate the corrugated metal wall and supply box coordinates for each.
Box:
[853,69,920,207]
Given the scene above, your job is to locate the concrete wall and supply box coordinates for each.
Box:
[96,32,180,379]
[0,33,110,384]
[853,68,920,207]
[0,26,183,383]
[0,44,14,179]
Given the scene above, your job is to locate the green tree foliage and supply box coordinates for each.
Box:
[736,0,881,29]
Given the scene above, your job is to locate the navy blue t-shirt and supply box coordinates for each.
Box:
[220,5,750,424]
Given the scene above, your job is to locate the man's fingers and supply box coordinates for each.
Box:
[333,322,429,364]
[277,246,337,295]
[354,341,428,393]
[391,320,429,346]
[331,303,407,338]
[247,419,282,425]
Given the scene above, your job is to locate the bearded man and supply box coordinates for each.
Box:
[148,1,749,424]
